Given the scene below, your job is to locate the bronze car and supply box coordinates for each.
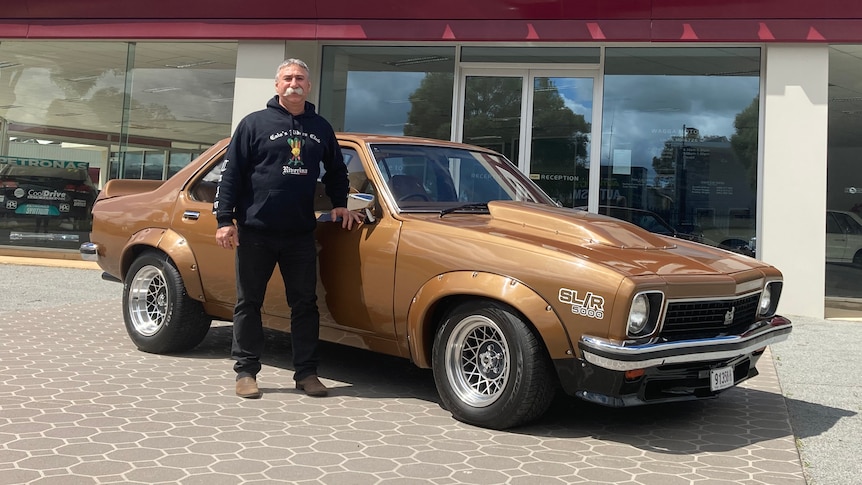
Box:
[81,134,791,429]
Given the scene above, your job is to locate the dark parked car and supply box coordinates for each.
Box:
[0,163,98,230]
[580,206,705,242]
[581,206,756,257]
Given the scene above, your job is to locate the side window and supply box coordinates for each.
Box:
[189,155,225,203]
[342,147,369,192]
[826,213,840,234]
[834,211,862,235]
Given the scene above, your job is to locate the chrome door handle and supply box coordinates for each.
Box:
[183,210,200,220]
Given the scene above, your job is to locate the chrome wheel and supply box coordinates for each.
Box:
[433,300,555,429]
[444,314,510,407]
[127,265,169,337]
[123,250,211,354]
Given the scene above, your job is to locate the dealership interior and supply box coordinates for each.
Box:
[0,41,860,316]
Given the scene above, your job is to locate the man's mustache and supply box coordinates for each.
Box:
[284,87,304,96]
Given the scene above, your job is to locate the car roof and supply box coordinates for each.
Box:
[338,133,505,154]
[213,134,504,156]
[829,209,862,223]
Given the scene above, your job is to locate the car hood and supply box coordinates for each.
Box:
[489,201,675,250]
[421,201,765,277]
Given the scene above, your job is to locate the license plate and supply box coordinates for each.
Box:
[710,366,734,391]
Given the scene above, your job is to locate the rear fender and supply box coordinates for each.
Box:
[120,227,205,302]
[98,179,164,200]
[406,271,573,368]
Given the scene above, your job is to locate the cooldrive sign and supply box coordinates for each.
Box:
[28,189,67,201]
[0,156,89,169]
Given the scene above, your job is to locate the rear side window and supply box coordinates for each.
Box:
[189,155,224,203]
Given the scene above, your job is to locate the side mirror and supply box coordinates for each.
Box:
[347,193,374,211]
[348,193,377,224]
[317,193,376,224]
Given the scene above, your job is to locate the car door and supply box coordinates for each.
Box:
[259,142,403,354]
[170,149,239,310]
[827,210,862,264]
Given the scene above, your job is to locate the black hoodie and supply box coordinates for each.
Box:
[214,96,349,234]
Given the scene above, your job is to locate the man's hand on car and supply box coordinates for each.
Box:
[330,207,364,230]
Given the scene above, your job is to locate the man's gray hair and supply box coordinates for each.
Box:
[276,58,310,80]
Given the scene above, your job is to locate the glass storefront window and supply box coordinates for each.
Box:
[826,45,862,312]
[168,152,193,178]
[122,152,144,179]
[319,46,456,139]
[0,41,236,249]
[141,152,165,180]
[125,42,236,147]
[601,47,761,255]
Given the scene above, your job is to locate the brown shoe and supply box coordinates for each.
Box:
[235,376,261,399]
[296,375,328,397]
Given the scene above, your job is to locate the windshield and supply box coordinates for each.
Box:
[368,143,554,211]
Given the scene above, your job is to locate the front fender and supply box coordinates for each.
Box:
[406,271,574,368]
[120,227,205,302]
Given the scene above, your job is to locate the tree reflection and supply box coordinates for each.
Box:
[644,99,759,252]
[405,73,590,205]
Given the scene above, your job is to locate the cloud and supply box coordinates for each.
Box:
[602,75,759,167]
[344,71,426,135]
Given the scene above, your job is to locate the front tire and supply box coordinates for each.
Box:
[123,250,211,353]
[432,300,555,429]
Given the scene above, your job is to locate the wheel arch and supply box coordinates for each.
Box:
[406,271,573,369]
[119,227,205,302]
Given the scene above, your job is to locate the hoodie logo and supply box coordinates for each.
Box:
[283,137,307,174]
[271,129,312,175]
[288,137,302,165]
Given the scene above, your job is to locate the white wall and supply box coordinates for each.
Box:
[761,45,829,318]
[231,41,320,134]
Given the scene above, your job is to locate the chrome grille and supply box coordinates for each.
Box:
[660,293,761,340]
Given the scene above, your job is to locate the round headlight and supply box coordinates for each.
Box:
[628,294,650,335]
[758,287,773,315]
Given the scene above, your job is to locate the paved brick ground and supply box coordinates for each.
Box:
[0,264,807,484]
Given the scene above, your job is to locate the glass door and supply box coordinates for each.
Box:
[456,69,599,208]
[459,73,526,165]
[526,72,595,208]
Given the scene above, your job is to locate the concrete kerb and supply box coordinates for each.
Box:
[0,246,99,269]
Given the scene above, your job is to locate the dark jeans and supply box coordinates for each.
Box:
[232,227,320,382]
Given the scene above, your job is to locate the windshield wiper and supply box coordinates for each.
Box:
[440,203,490,217]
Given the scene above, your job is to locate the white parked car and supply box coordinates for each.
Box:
[826,210,862,265]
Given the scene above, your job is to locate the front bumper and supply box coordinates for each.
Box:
[578,315,792,372]
[552,316,791,407]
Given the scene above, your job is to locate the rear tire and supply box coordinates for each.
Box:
[432,300,555,430]
[123,250,211,353]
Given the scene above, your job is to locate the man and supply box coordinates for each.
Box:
[214,58,362,399]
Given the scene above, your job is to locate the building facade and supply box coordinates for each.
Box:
[1,0,860,319]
